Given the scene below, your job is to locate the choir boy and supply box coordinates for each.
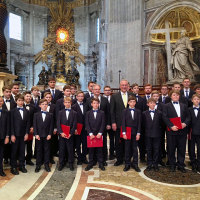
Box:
[163,90,190,173]
[85,98,105,171]
[34,99,53,172]
[122,96,141,172]
[189,94,200,172]
[10,82,20,102]
[10,94,30,175]
[57,97,77,171]
[0,97,9,176]
[31,86,40,111]
[142,98,163,171]
[70,84,77,100]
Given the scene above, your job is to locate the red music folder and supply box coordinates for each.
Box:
[87,136,103,148]
[61,124,70,137]
[120,126,132,140]
[28,129,34,141]
[77,123,83,135]
[167,117,182,131]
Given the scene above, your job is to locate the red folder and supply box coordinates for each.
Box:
[167,117,182,131]
[28,129,34,141]
[61,124,70,137]
[120,126,131,140]
[87,136,103,148]
[77,123,83,135]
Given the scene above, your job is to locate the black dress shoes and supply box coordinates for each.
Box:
[103,161,108,166]
[58,165,64,171]
[35,166,41,173]
[109,155,115,160]
[85,165,93,171]
[45,165,51,172]
[123,165,130,172]
[0,170,6,177]
[170,166,176,172]
[146,166,152,171]
[99,164,105,171]
[19,167,27,173]
[114,161,123,166]
[77,161,82,165]
[69,164,74,171]
[132,165,141,172]
[26,160,34,166]
[11,168,19,175]
[82,159,89,164]
[50,159,55,164]
[178,167,186,173]
[154,166,159,172]
[159,161,166,167]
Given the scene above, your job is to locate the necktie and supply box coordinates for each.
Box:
[185,90,189,99]
[65,109,71,112]
[129,108,135,111]
[18,108,24,111]
[147,95,150,99]
[91,93,94,97]
[34,99,37,106]
[149,110,155,113]
[173,102,178,104]
[0,109,2,112]
[163,96,166,103]
[52,90,55,98]
[6,99,10,102]
[122,93,127,108]
[41,111,47,114]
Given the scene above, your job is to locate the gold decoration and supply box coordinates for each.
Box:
[151,7,200,43]
[33,0,85,84]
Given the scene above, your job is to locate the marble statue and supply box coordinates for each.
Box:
[171,30,199,81]
[37,66,48,85]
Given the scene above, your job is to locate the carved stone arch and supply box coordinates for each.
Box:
[145,0,200,43]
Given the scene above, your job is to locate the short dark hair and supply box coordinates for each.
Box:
[48,77,56,82]
[76,91,84,96]
[88,81,95,86]
[192,94,200,100]
[104,85,111,90]
[91,97,100,103]
[169,90,180,97]
[63,85,71,91]
[151,90,159,96]
[144,83,152,88]
[10,82,19,89]
[172,82,181,87]
[31,86,39,91]
[39,99,48,105]
[128,96,136,102]
[194,84,200,91]
[2,85,11,92]
[161,84,168,89]
[44,92,52,97]
[23,91,31,96]
[70,84,77,89]
[147,98,156,104]
[64,97,72,103]
[131,83,139,88]
[15,94,24,101]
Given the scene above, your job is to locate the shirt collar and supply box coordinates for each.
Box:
[193,105,199,108]
[184,88,190,92]
[121,91,127,96]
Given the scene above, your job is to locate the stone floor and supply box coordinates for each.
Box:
[0,157,200,200]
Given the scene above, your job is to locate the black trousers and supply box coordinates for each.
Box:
[145,137,161,167]
[103,130,108,161]
[36,137,50,166]
[81,129,88,161]
[138,130,146,160]
[115,129,124,163]
[167,133,187,168]
[125,134,138,165]
[50,134,59,160]
[0,139,4,171]
[26,140,33,161]
[88,147,103,166]
[4,143,11,161]
[107,129,115,156]
[190,134,200,167]
[59,136,74,165]
[74,135,81,162]
[11,136,25,168]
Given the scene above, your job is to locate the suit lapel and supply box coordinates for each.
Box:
[118,92,125,109]
[170,102,178,117]
[147,111,153,122]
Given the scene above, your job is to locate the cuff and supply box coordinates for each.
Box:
[98,133,102,135]
[89,133,93,136]
[54,128,57,132]
[123,132,126,135]
[137,133,140,135]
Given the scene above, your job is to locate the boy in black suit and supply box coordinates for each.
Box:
[0,97,9,176]
[44,92,57,164]
[85,98,105,171]
[189,94,200,172]
[70,84,77,101]
[31,86,40,111]
[72,91,88,165]
[23,91,35,166]
[122,96,141,172]
[34,99,53,172]
[57,97,77,171]
[163,90,190,173]
[10,94,30,175]
[142,98,163,171]
[42,77,63,104]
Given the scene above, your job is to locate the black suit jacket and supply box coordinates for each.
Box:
[33,111,53,137]
[24,104,36,128]
[180,89,195,107]
[2,98,16,111]
[121,108,141,135]
[72,102,87,124]
[189,107,200,135]
[162,102,190,135]
[165,95,188,106]
[85,110,105,135]
[11,108,30,136]
[42,89,63,104]
[158,96,171,104]
[142,110,163,138]
[131,94,145,112]
[0,110,10,139]
[86,96,111,125]
[30,96,41,112]
[57,109,77,135]
[110,92,133,128]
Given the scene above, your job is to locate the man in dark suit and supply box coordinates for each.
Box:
[10,82,20,102]
[30,86,41,111]
[158,84,171,104]
[23,91,36,166]
[41,77,63,104]
[163,90,190,173]
[103,85,115,160]
[57,97,77,171]
[85,98,105,171]
[0,97,10,176]
[110,79,133,166]
[86,84,111,166]
[142,98,163,171]
[72,91,88,164]
[10,94,30,175]
[34,99,54,173]
[122,96,141,172]
[84,81,95,99]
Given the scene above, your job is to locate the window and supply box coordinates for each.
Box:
[9,13,22,41]
[97,17,100,42]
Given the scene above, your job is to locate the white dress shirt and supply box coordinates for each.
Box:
[103,95,111,103]
[172,101,181,117]
[4,98,11,111]
[78,101,84,113]
[41,111,46,121]
[149,109,155,120]
[17,106,24,119]
[65,108,71,120]
[0,107,2,117]
[184,88,190,97]
[193,105,199,117]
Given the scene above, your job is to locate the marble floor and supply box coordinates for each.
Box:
[0,157,200,200]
